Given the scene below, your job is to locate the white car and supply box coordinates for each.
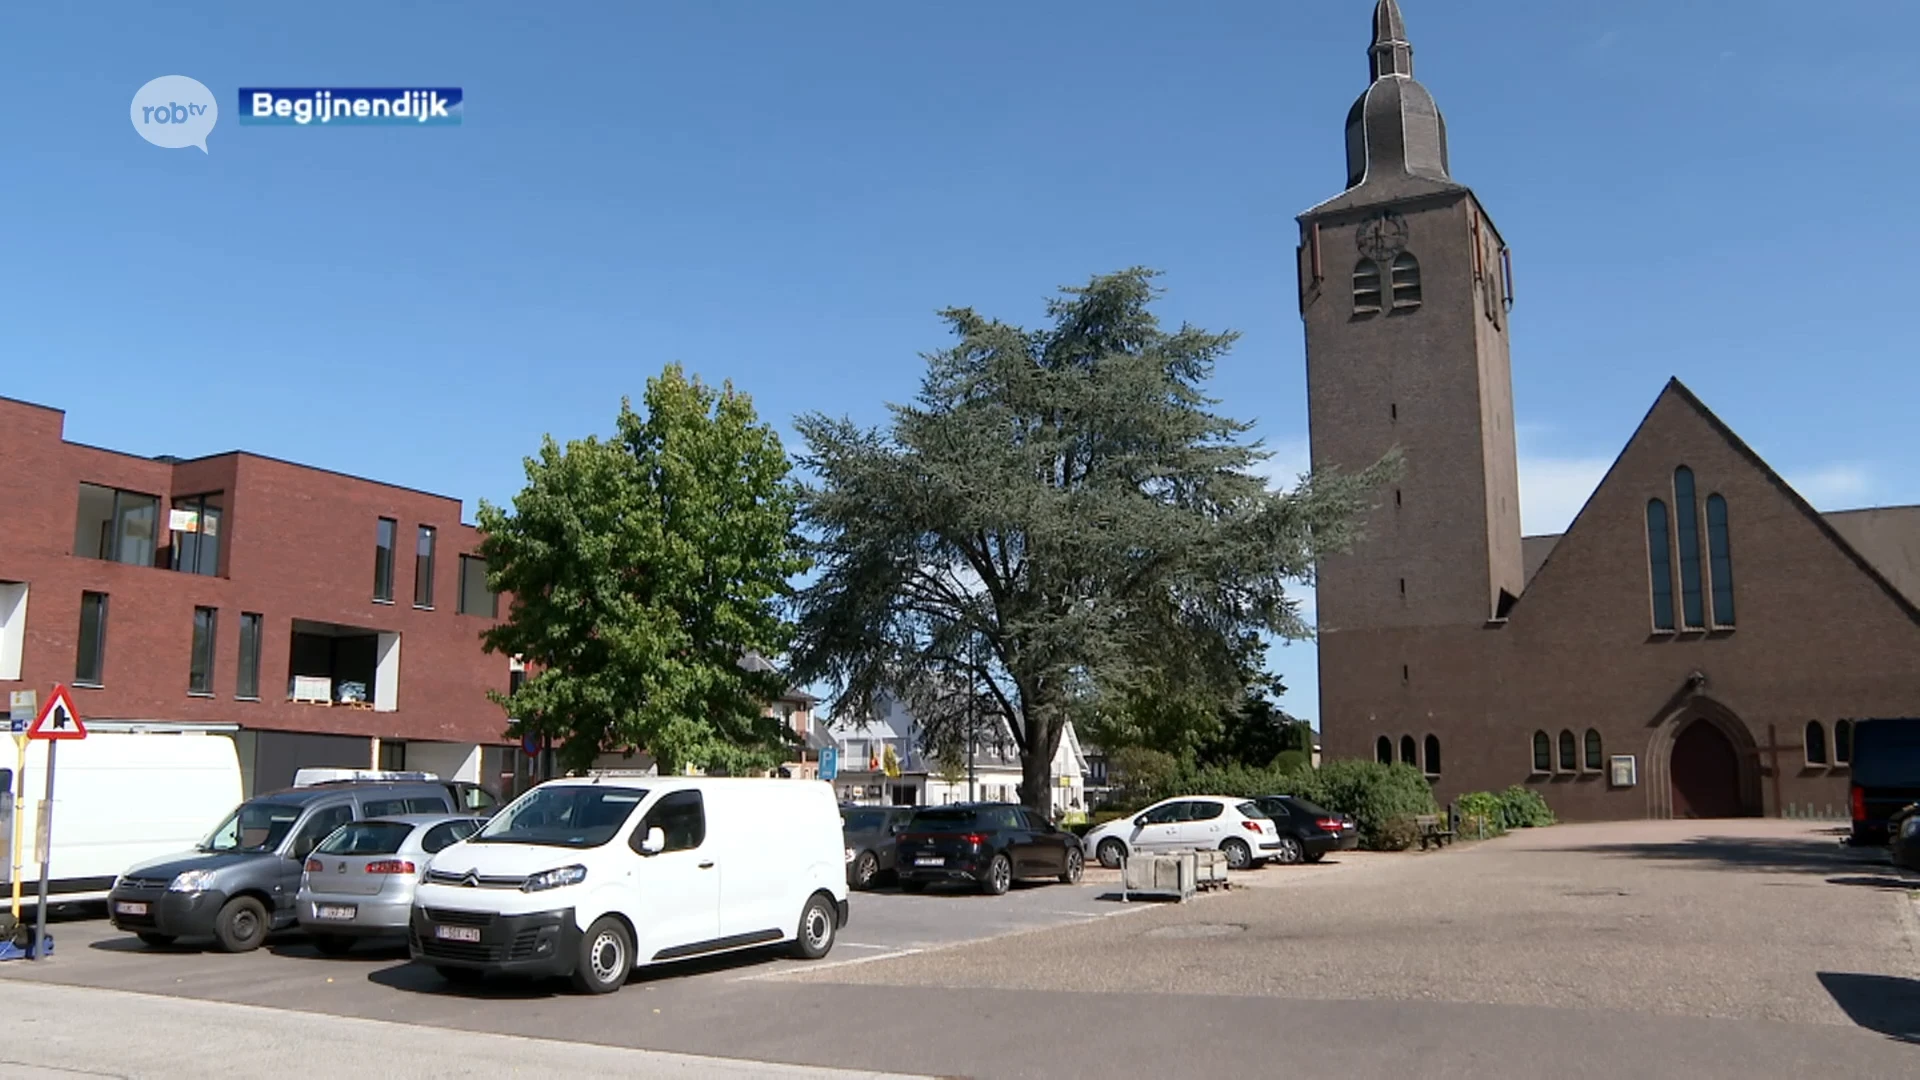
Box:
[1082,796,1282,870]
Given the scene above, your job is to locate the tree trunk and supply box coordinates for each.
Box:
[1021,745,1053,818]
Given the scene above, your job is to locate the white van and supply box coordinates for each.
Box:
[409,776,848,993]
[3,732,242,906]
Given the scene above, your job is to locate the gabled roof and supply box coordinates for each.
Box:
[1514,378,1920,626]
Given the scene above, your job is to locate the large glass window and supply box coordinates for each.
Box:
[1376,736,1392,764]
[1646,498,1675,631]
[236,612,262,699]
[414,525,436,608]
[74,483,159,567]
[1558,730,1577,773]
[1424,734,1441,776]
[1533,731,1551,773]
[1673,468,1705,629]
[459,554,497,616]
[1806,721,1828,766]
[1585,729,1603,772]
[1400,734,1417,766]
[169,493,223,576]
[373,517,397,601]
[189,606,217,695]
[1706,494,1735,626]
[1835,719,1853,766]
[76,591,109,686]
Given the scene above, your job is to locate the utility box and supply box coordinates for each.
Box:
[1122,852,1200,901]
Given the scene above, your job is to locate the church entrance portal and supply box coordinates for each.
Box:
[1670,719,1745,818]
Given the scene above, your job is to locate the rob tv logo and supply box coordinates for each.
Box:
[130,75,217,152]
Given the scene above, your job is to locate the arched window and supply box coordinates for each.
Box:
[1376,735,1393,765]
[1390,253,1422,309]
[1805,721,1828,766]
[1400,734,1418,767]
[1836,719,1853,766]
[1558,730,1577,773]
[1706,493,1735,626]
[1673,467,1705,628]
[1584,729,1603,772]
[1424,734,1441,776]
[1532,731,1551,773]
[1646,499,1675,631]
[1353,259,1382,315]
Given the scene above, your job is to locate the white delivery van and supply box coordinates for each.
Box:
[2,732,243,906]
[409,775,848,993]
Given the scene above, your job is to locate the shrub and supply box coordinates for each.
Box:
[1372,814,1420,851]
[1270,749,1312,775]
[1496,784,1555,828]
[1455,790,1508,838]
[1295,760,1437,850]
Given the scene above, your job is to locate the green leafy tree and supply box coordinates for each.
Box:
[477,365,811,775]
[790,268,1398,815]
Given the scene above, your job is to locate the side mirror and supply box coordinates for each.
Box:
[1133,815,1149,828]
[638,827,666,855]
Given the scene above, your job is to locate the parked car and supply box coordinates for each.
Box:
[1082,796,1282,870]
[893,803,1084,895]
[295,768,501,818]
[295,814,486,954]
[1849,718,1920,845]
[106,780,457,953]
[841,805,916,890]
[409,777,849,994]
[1245,795,1359,864]
[1889,802,1920,872]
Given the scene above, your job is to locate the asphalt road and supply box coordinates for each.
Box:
[4,821,1918,1079]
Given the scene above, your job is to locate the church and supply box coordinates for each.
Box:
[1301,2,1920,821]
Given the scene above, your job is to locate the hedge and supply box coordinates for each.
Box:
[1091,757,1439,850]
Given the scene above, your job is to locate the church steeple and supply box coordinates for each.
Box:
[1342,0,1452,192]
[1369,0,1413,80]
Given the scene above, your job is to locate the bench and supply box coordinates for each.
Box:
[1415,814,1455,850]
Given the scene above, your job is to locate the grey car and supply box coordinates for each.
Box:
[107,781,459,952]
[842,805,916,890]
[296,814,486,954]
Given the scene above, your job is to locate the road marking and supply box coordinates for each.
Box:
[742,948,923,981]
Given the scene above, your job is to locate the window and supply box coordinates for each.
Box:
[458,554,498,617]
[1584,729,1603,772]
[1353,258,1382,314]
[1140,802,1185,825]
[1706,493,1735,626]
[1189,801,1224,821]
[1400,734,1417,767]
[1646,499,1675,631]
[1376,736,1393,765]
[1836,719,1853,766]
[635,790,705,853]
[169,493,222,576]
[74,483,160,567]
[289,805,355,860]
[414,526,436,608]
[1672,468,1705,629]
[1533,731,1551,773]
[0,581,26,681]
[363,796,450,817]
[373,517,397,602]
[422,819,481,854]
[1390,253,1422,309]
[75,592,108,686]
[1558,730,1577,773]
[188,606,217,695]
[1805,720,1828,766]
[236,612,262,699]
[1424,734,1441,776]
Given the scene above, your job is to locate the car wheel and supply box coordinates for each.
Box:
[213,896,269,953]
[1273,836,1305,865]
[1096,838,1127,869]
[1058,847,1084,885]
[979,853,1012,896]
[790,892,838,960]
[311,934,354,956]
[436,965,484,986]
[136,932,176,949]
[1303,850,1326,864]
[852,851,880,890]
[1221,838,1252,870]
[569,916,631,995]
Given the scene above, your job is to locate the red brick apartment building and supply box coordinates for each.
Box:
[0,395,521,796]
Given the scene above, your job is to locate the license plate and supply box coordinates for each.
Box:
[914,857,944,867]
[434,925,482,943]
[115,901,148,916]
[316,904,357,921]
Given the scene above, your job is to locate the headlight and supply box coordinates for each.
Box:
[1902,816,1920,838]
[522,864,587,892]
[169,869,219,893]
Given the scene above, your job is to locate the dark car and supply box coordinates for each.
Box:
[1248,795,1359,864]
[842,805,915,890]
[107,780,457,952]
[894,803,1084,895]
[1849,719,1920,845]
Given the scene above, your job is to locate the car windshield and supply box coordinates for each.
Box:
[907,808,978,830]
[316,821,414,856]
[473,785,646,848]
[200,799,303,853]
[841,809,892,831]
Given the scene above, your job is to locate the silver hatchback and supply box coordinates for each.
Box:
[296,814,485,954]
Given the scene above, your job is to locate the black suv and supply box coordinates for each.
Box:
[1247,795,1359,864]
[894,803,1084,895]
[1849,718,1920,845]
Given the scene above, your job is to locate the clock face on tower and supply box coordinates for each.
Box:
[1356,211,1410,262]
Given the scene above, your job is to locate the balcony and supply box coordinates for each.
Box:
[288,618,400,712]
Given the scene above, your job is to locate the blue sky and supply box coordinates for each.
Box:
[5,1,1917,725]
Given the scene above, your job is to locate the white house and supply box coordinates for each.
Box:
[825,690,1089,817]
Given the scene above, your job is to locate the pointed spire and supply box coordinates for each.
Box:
[1369,0,1414,81]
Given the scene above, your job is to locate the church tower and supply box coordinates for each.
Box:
[1299,3,1524,713]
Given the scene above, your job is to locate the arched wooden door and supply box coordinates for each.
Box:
[1670,719,1744,818]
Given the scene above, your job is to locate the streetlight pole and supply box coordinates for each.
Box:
[966,636,977,803]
